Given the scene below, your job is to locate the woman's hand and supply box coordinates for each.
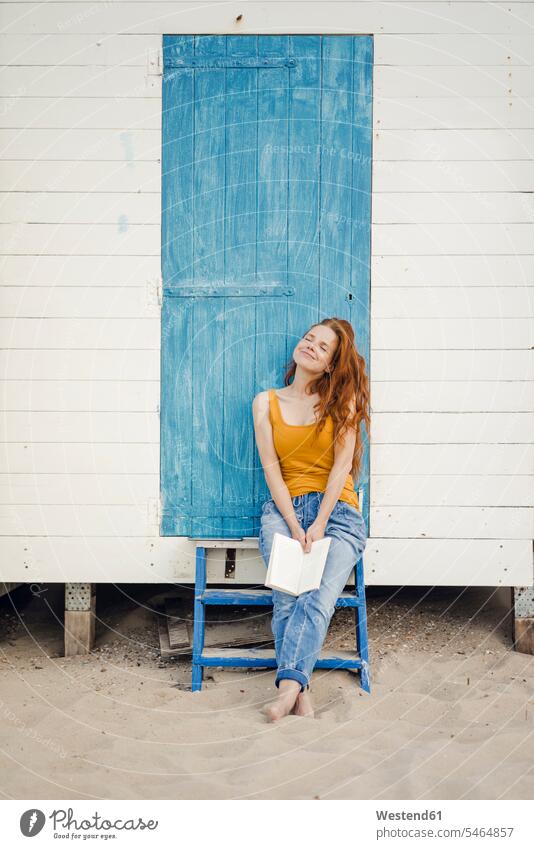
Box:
[290,523,307,550]
[303,520,326,553]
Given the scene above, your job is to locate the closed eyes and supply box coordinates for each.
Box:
[305,334,329,351]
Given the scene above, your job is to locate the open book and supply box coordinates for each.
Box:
[264,532,332,596]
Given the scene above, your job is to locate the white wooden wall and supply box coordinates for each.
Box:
[1,1,532,586]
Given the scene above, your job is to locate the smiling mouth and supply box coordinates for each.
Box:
[302,350,315,359]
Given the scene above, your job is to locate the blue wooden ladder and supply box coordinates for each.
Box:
[191,488,370,693]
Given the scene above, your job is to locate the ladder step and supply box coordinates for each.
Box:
[201,588,363,607]
[197,646,362,670]
[201,589,271,605]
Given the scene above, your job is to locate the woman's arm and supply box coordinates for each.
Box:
[316,431,356,526]
[306,404,357,549]
[252,391,304,541]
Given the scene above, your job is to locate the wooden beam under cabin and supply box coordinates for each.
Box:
[64,582,96,656]
[513,586,534,656]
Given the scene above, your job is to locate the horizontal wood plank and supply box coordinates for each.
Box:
[372,350,534,381]
[373,254,534,285]
[0,442,159,474]
[1,472,531,507]
[0,473,159,504]
[1,411,160,442]
[0,33,161,66]
[2,3,533,36]
[6,349,529,382]
[0,349,160,380]
[3,130,534,166]
[0,255,161,285]
[0,67,160,98]
[0,162,160,193]
[4,31,534,68]
[372,505,533,540]
[0,98,160,129]
[375,66,534,97]
[371,412,533,442]
[2,284,532,319]
[1,440,531,477]
[0,317,159,348]
[372,318,532,348]
[0,285,159,318]
[371,444,533,475]
[373,223,534,255]
[371,382,534,412]
[374,97,534,129]
[1,503,531,540]
[2,410,531,444]
[1,380,160,411]
[0,223,160,255]
[2,317,528,351]
[372,475,532,506]
[2,222,533,257]
[0,191,160,224]
[374,161,534,192]
[5,253,531,287]
[373,192,534,223]
[373,287,534,318]
[2,192,534,228]
[374,33,534,66]
[0,535,530,586]
[1,379,532,414]
[365,538,532,586]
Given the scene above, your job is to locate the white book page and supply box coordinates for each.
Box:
[298,537,332,594]
[265,533,332,596]
[265,533,303,595]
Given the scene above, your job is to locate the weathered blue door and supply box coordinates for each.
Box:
[161,35,373,539]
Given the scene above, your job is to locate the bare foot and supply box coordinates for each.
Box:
[262,680,301,722]
[292,689,314,718]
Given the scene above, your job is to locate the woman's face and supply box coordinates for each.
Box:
[293,325,338,376]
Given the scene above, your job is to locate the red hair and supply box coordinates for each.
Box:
[283,317,370,481]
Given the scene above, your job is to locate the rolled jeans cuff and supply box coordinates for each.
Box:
[275,668,309,693]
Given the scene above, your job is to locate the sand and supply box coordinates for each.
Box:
[0,582,533,800]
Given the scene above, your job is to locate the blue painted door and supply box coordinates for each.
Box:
[161,35,373,539]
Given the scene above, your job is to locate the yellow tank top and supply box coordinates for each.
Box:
[268,388,359,509]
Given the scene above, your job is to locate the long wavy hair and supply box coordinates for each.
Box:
[283,317,370,481]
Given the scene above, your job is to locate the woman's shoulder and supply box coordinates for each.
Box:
[253,388,269,401]
[252,389,273,414]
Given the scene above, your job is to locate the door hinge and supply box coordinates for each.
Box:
[163,282,294,298]
[148,497,161,529]
[165,56,296,71]
[146,276,162,311]
[147,46,163,76]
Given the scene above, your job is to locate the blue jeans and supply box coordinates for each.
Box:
[258,490,367,693]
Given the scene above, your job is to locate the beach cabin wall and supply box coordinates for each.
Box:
[1,2,533,595]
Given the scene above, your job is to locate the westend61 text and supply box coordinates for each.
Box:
[376,810,442,820]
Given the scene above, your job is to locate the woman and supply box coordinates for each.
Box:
[252,317,370,721]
